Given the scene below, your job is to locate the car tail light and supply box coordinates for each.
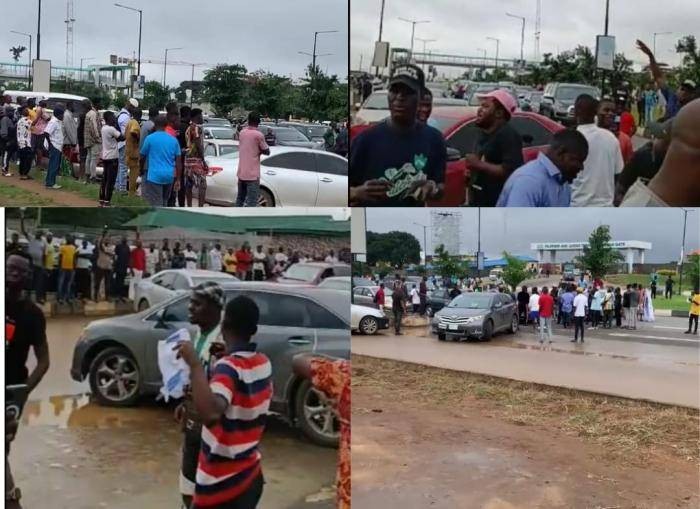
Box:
[208,166,223,176]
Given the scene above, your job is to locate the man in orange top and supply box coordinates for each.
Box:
[598,99,634,164]
[617,101,636,137]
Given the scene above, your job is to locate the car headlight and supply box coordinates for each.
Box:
[467,315,483,323]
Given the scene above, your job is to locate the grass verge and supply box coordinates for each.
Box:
[0,184,54,206]
[57,176,148,207]
[352,355,699,463]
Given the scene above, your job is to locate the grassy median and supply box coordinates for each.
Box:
[0,185,53,206]
[352,355,699,464]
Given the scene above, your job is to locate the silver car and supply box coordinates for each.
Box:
[133,269,238,312]
[432,292,519,341]
[71,283,349,446]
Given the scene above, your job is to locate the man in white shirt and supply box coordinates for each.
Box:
[528,288,540,331]
[410,284,421,313]
[43,106,65,189]
[571,94,624,207]
[75,239,93,300]
[572,288,588,343]
[253,245,267,281]
[274,247,288,266]
[208,244,223,272]
[184,244,198,270]
[145,243,160,277]
[324,250,339,263]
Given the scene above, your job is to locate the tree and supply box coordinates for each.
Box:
[685,253,700,290]
[202,64,248,117]
[245,71,292,119]
[675,35,700,88]
[10,46,26,62]
[432,244,461,279]
[501,251,529,291]
[367,231,420,267]
[141,80,171,110]
[175,80,205,105]
[575,226,624,279]
[300,65,347,122]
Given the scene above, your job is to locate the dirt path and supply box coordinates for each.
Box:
[1,172,96,207]
[352,356,699,509]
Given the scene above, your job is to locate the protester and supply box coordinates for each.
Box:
[56,235,77,304]
[75,239,93,300]
[62,101,78,174]
[614,287,623,327]
[236,243,253,281]
[224,248,237,275]
[171,244,186,269]
[528,287,540,331]
[253,245,266,281]
[618,101,637,138]
[129,238,146,300]
[598,99,634,164]
[140,115,182,207]
[145,243,159,277]
[29,99,48,171]
[417,87,433,124]
[497,129,588,207]
[176,106,192,207]
[349,64,446,206]
[419,277,428,316]
[572,287,587,343]
[5,253,50,509]
[603,287,614,328]
[125,109,142,197]
[236,112,270,207]
[571,95,624,206]
[15,107,33,180]
[197,243,208,270]
[114,237,131,302]
[517,286,529,324]
[559,286,575,328]
[589,286,604,329]
[665,275,674,299]
[392,278,407,334]
[324,122,337,151]
[375,283,386,309]
[99,111,124,206]
[409,284,420,313]
[538,287,554,344]
[627,284,640,329]
[174,295,272,509]
[140,106,159,149]
[43,105,65,190]
[184,108,208,207]
[184,244,198,270]
[686,287,700,335]
[465,90,524,206]
[173,282,225,509]
[76,99,89,181]
[116,98,139,193]
[84,98,102,184]
[1,105,17,176]
[209,244,223,273]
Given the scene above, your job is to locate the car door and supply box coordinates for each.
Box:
[353,287,374,307]
[171,273,192,297]
[495,294,513,331]
[203,143,218,158]
[147,272,177,307]
[260,152,319,206]
[313,153,348,206]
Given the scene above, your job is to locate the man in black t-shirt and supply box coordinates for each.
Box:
[465,89,524,206]
[350,64,447,206]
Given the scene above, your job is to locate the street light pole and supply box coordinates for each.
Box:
[310,30,338,72]
[398,17,430,60]
[413,222,429,264]
[163,47,183,87]
[415,38,436,73]
[678,208,690,296]
[506,13,526,66]
[115,3,143,96]
[653,31,672,55]
[486,37,500,70]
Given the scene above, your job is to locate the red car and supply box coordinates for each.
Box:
[350,106,564,206]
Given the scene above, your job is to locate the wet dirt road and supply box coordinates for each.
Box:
[12,316,336,509]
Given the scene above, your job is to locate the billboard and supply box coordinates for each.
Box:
[372,42,390,68]
[133,75,146,100]
[431,211,461,256]
[32,59,51,92]
[351,208,366,255]
[596,35,615,71]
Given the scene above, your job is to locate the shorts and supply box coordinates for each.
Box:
[529,310,539,321]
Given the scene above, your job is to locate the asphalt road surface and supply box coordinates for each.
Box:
[10,316,336,509]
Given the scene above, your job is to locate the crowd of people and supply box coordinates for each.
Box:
[349,38,699,208]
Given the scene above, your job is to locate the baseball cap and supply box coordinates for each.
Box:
[477,89,518,118]
[680,79,697,91]
[128,98,139,108]
[389,64,425,94]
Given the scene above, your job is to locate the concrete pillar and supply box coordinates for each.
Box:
[549,249,556,264]
[538,250,544,264]
[626,249,634,274]
[639,249,645,264]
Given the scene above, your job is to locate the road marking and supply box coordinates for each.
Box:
[608,333,699,344]
[652,325,688,331]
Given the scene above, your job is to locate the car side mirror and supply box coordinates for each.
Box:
[542,95,554,103]
[154,308,170,329]
[446,146,462,162]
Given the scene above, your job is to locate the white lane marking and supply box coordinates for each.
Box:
[608,333,699,343]
[652,326,688,331]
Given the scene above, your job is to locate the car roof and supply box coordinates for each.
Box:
[159,269,237,278]
[323,276,351,282]
[207,144,341,160]
[292,261,350,268]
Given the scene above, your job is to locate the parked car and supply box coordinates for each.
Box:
[70,283,349,446]
[351,304,390,335]
[277,262,351,285]
[352,277,374,287]
[354,91,390,125]
[203,126,236,140]
[203,117,232,128]
[202,139,239,159]
[539,83,601,123]
[431,292,519,341]
[132,269,238,311]
[520,91,544,113]
[318,276,351,291]
[426,287,453,317]
[259,126,323,150]
[205,146,347,207]
[352,285,393,310]
[467,86,519,107]
[278,122,330,145]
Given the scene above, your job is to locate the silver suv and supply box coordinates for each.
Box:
[539,83,601,123]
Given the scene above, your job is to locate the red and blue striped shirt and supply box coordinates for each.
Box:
[193,346,272,508]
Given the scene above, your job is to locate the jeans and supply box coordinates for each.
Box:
[561,310,571,328]
[94,268,111,301]
[539,316,553,342]
[625,307,637,329]
[689,314,699,334]
[46,146,62,187]
[574,316,585,342]
[236,180,260,207]
[57,269,75,302]
[116,145,127,191]
[100,159,119,203]
[18,146,33,176]
[142,180,173,206]
[34,268,47,302]
[393,307,403,333]
[85,144,100,179]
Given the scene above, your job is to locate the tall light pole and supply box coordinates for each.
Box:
[476,48,487,67]
[114,3,143,96]
[413,222,429,264]
[415,38,436,73]
[678,208,695,296]
[163,47,182,87]
[653,31,672,55]
[486,37,500,70]
[398,17,430,60]
[310,30,338,72]
[36,0,42,60]
[506,13,526,66]
[10,30,32,86]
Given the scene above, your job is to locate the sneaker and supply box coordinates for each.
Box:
[48,184,62,190]
[2,172,12,177]
[571,339,577,342]
[684,330,692,334]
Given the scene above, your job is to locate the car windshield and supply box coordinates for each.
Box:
[274,128,310,142]
[362,93,388,110]
[219,145,239,156]
[190,276,236,285]
[556,86,597,101]
[205,118,231,127]
[209,128,235,139]
[448,294,492,309]
[282,264,320,282]
[306,126,329,138]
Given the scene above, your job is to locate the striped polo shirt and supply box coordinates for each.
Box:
[193,345,272,508]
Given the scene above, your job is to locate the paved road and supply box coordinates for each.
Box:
[12,316,336,509]
[353,319,700,408]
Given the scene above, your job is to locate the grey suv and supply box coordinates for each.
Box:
[539,83,601,122]
[70,282,349,447]
[432,292,518,341]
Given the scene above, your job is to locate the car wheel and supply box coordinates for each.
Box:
[509,314,519,334]
[359,316,379,335]
[88,347,141,407]
[137,299,150,312]
[295,379,339,448]
[426,305,434,317]
[437,333,446,341]
[257,188,275,207]
[482,319,494,341]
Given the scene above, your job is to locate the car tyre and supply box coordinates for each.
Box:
[359,316,379,335]
[509,314,519,334]
[257,188,275,207]
[137,299,150,312]
[426,305,434,317]
[482,319,494,341]
[295,379,339,448]
[437,333,446,341]
[88,346,141,407]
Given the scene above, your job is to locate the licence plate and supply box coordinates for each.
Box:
[448,323,459,331]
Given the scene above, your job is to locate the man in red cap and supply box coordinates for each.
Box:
[464,89,524,206]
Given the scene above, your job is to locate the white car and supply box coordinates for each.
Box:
[205,146,347,207]
[203,126,236,141]
[351,304,390,335]
[318,276,351,291]
[354,91,390,125]
[132,269,239,312]
[203,139,239,158]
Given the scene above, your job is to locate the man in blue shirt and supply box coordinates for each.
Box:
[559,286,575,328]
[496,129,588,207]
[139,115,182,206]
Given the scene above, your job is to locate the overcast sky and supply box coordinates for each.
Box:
[351,0,699,76]
[365,208,700,263]
[2,0,348,86]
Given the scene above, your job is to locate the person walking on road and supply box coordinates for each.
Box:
[614,287,623,327]
[686,287,700,335]
[392,278,407,335]
[99,111,124,206]
[538,287,554,344]
[572,288,588,343]
[236,112,270,207]
[528,287,540,332]
[665,276,674,299]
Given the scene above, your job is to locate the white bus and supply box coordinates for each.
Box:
[2,91,91,116]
